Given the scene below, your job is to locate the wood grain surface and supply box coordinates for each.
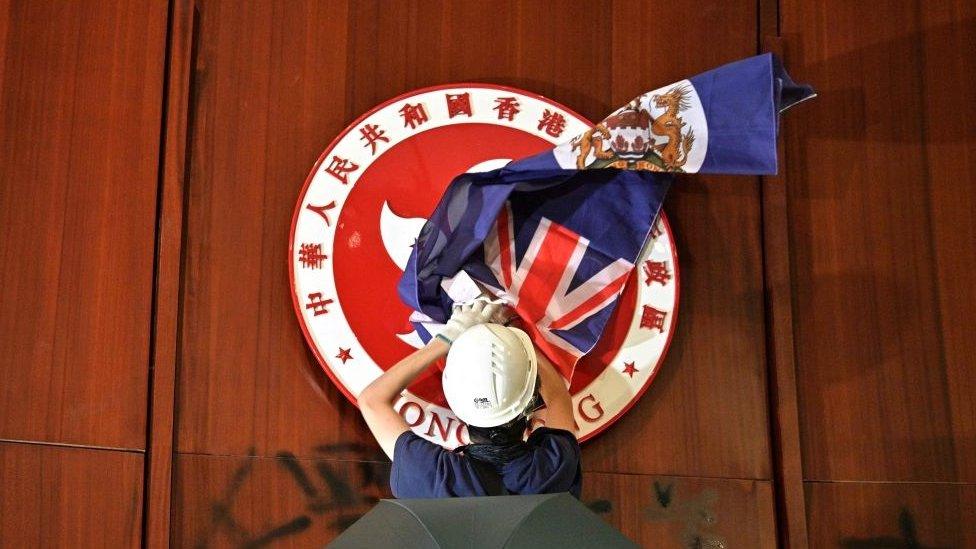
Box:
[0,0,168,449]
[2,0,974,546]
[916,0,976,485]
[761,35,811,549]
[144,1,198,546]
[583,473,777,548]
[0,442,144,547]
[175,0,375,460]
[171,451,392,547]
[781,0,976,482]
[172,460,779,547]
[805,481,976,548]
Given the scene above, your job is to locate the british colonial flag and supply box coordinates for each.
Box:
[478,199,645,378]
[398,54,814,380]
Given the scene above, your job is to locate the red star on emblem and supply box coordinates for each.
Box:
[622,361,639,378]
[336,347,353,364]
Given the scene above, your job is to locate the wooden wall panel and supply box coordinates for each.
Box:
[0,442,144,547]
[177,0,368,458]
[144,1,198,545]
[805,482,976,548]
[171,460,780,548]
[781,0,976,482]
[1,0,973,545]
[761,37,811,546]
[918,0,976,484]
[0,0,168,448]
[342,1,612,131]
[583,0,772,480]
[583,473,777,548]
[172,452,391,547]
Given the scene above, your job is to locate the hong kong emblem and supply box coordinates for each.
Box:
[290,84,679,448]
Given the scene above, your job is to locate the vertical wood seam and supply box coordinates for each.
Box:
[143,1,196,546]
[758,23,811,549]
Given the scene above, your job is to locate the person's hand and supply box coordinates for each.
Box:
[489,302,516,326]
[436,297,506,344]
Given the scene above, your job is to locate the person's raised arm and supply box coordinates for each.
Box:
[534,347,577,433]
[357,297,506,460]
[358,339,449,460]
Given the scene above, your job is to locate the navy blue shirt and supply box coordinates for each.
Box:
[390,427,582,499]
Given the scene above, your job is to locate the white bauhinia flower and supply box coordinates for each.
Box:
[382,159,512,348]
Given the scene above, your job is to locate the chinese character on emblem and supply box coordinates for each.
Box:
[324,155,359,184]
[537,109,567,137]
[642,260,671,286]
[306,201,336,226]
[445,93,472,118]
[494,97,521,121]
[306,293,334,316]
[399,103,429,129]
[359,123,389,155]
[639,305,667,332]
[298,243,328,269]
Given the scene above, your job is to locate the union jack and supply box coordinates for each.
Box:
[481,202,634,379]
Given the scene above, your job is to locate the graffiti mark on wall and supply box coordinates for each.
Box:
[644,480,728,549]
[586,499,613,514]
[195,444,391,548]
[840,508,949,549]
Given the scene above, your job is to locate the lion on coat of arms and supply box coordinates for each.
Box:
[572,85,696,172]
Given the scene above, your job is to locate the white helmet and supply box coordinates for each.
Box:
[442,323,538,428]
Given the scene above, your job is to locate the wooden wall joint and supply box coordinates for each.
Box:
[760,35,810,549]
[144,1,197,547]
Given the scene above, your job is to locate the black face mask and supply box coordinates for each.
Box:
[458,380,544,467]
[461,416,531,467]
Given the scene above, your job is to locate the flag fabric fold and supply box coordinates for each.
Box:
[398,53,814,380]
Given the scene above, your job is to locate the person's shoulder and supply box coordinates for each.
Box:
[501,427,582,497]
[394,430,447,461]
[527,427,580,448]
[524,427,581,464]
[391,432,476,498]
[529,426,579,438]
[393,431,472,472]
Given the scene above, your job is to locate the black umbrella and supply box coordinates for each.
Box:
[328,493,637,548]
